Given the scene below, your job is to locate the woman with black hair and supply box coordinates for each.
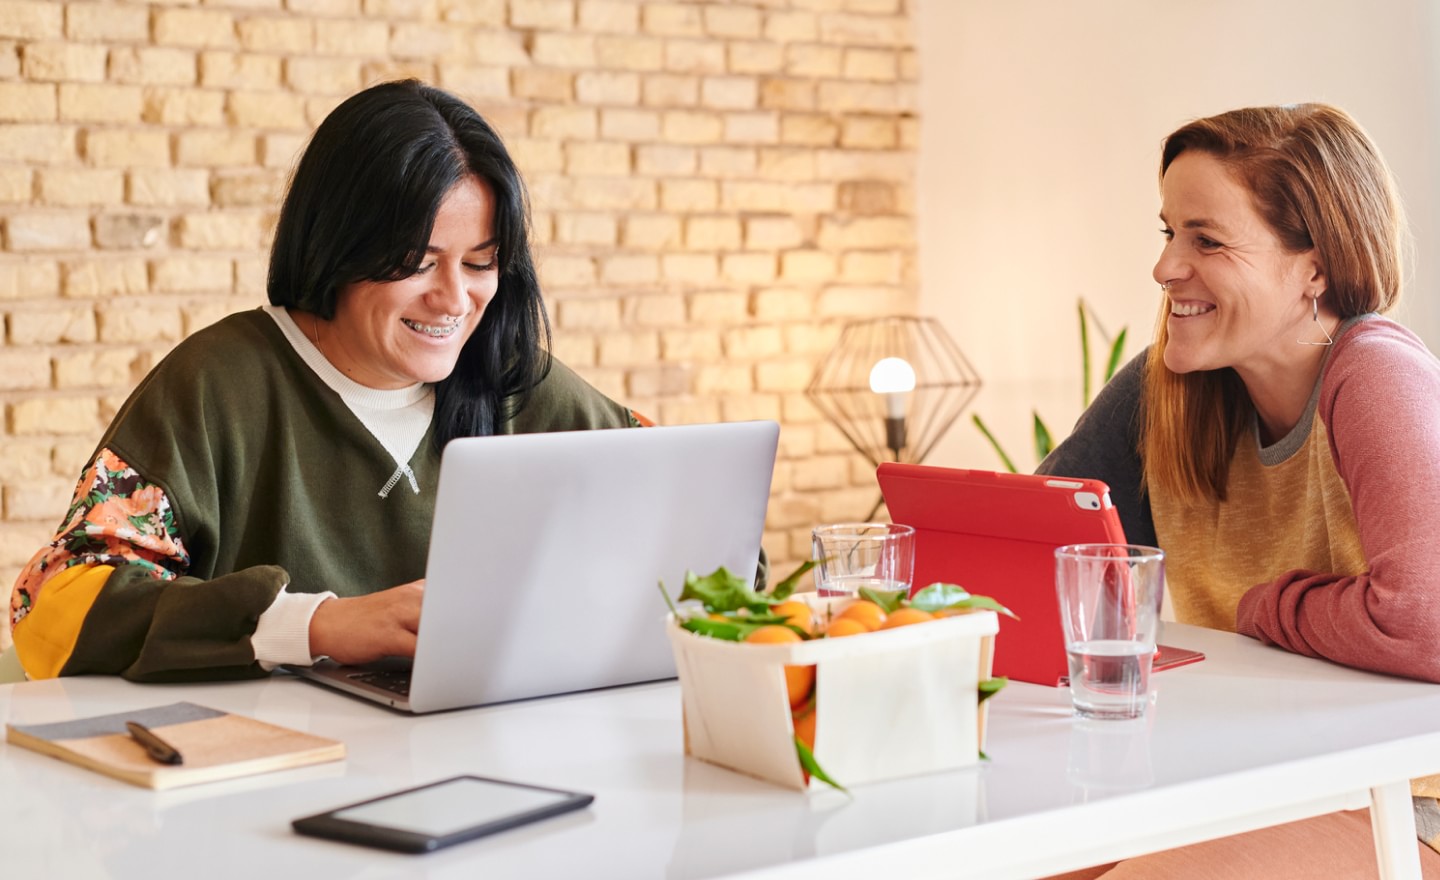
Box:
[7,80,640,681]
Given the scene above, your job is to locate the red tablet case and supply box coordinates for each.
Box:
[876,463,1128,687]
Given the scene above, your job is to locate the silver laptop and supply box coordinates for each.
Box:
[291,420,779,713]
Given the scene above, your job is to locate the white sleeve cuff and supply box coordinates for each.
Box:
[252,588,336,670]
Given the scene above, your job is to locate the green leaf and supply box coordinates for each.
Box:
[972,414,1018,474]
[679,617,756,642]
[978,676,1009,704]
[908,583,1020,620]
[1104,327,1128,383]
[716,611,794,627]
[679,617,749,641]
[1078,299,1092,407]
[859,585,906,614]
[1033,412,1053,461]
[680,609,809,642]
[657,579,682,618]
[677,566,770,613]
[948,594,1020,620]
[770,559,815,602]
[795,736,849,794]
[908,582,972,612]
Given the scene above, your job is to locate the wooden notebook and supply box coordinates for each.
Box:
[5,701,345,790]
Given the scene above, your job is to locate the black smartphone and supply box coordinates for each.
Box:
[292,775,594,853]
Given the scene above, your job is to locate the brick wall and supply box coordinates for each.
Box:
[0,0,918,648]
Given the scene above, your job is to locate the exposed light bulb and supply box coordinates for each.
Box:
[868,357,917,395]
[870,357,914,457]
[869,357,915,419]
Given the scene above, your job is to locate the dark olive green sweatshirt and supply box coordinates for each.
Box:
[26,309,635,682]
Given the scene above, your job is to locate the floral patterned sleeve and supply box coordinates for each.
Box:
[9,448,189,632]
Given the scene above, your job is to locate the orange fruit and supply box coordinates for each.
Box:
[769,600,814,635]
[784,666,817,709]
[744,624,802,645]
[880,607,935,629]
[792,704,816,750]
[836,600,886,631]
[745,625,815,708]
[824,617,869,638]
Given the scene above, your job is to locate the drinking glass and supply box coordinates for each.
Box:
[811,523,916,597]
[1054,544,1165,720]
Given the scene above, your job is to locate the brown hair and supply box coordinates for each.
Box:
[1142,104,1405,502]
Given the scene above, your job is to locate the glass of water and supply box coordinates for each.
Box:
[1054,544,1166,720]
[811,523,916,597]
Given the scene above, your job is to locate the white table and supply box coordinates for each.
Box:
[2,623,1438,880]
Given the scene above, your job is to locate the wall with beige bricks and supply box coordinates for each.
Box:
[0,0,918,649]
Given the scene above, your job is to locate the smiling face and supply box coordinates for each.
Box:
[318,175,499,390]
[1153,151,1329,384]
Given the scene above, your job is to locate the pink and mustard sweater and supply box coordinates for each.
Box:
[1043,315,1440,683]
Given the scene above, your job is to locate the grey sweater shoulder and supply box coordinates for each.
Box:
[1035,350,1155,547]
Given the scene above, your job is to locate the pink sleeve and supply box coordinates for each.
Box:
[1235,320,1440,682]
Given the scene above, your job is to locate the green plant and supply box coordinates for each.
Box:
[973,299,1127,473]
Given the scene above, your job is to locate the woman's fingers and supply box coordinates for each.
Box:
[308,580,426,664]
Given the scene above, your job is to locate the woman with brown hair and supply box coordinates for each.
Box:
[1041,103,1440,876]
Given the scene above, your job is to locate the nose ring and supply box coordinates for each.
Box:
[1160,283,1172,292]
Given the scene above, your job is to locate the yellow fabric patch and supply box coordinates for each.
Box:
[13,564,114,679]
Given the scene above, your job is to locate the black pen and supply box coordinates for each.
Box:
[125,721,184,766]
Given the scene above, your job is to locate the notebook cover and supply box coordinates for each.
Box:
[5,701,345,790]
[877,463,1126,686]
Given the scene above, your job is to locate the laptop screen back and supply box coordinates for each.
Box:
[408,421,779,713]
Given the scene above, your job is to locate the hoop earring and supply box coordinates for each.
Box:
[1296,296,1334,346]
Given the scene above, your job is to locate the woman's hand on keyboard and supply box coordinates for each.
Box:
[308,580,425,665]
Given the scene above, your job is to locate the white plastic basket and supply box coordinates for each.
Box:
[667,594,998,791]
